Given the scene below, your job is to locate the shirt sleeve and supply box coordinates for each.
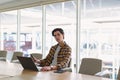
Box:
[56,47,71,69]
[40,46,55,66]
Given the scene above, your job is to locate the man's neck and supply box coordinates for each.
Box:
[58,41,64,47]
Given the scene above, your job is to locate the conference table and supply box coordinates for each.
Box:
[0,61,112,80]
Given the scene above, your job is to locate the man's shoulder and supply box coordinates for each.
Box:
[64,43,71,50]
[51,42,71,50]
[51,44,58,49]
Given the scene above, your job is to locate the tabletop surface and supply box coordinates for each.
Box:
[0,61,112,80]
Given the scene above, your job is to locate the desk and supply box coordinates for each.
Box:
[0,61,22,76]
[0,61,111,80]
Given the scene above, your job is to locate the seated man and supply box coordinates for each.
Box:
[33,28,71,71]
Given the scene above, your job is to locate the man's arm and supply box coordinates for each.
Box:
[39,46,55,66]
[56,47,71,69]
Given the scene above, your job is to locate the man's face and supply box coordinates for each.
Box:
[53,31,64,43]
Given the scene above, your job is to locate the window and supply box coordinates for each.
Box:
[0,11,17,52]
[46,1,76,71]
[21,7,42,56]
[81,0,120,79]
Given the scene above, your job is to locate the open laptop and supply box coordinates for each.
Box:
[17,56,42,71]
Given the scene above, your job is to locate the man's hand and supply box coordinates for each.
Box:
[51,66,58,70]
[31,55,40,64]
[41,66,52,71]
[41,66,58,71]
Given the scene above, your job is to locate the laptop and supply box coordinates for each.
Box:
[17,56,42,71]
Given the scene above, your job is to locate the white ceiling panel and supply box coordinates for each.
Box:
[0,0,70,12]
[0,0,16,5]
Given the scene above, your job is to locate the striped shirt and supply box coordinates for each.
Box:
[51,45,61,66]
[40,42,71,69]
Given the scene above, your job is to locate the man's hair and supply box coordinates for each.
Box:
[52,28,64,36]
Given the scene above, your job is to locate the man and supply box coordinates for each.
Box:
[33,28,71,71]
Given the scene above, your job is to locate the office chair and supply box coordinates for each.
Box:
[11,51,23,63]
[0,50,7,61]
[79,58,102,75]
[60,58,72,72]
[68,58,71,67]
[117,68,120,80]
[30,53,42,59]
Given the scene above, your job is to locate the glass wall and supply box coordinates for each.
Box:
[1,0,120,78]
[46,1,76,71]
[0,1,76,71]
[0,11,17,52]
[81,0,120,79]
[21,7,42,56]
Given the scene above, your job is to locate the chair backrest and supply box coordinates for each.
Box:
[79,58,102,75]
[117,68,120,80]
[0,50,7,57]
[11,51,23,61]
[68,58,71,67]
[30,53,42,59]
[0,50,7,61]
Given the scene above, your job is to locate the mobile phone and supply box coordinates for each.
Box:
[54,69,65,73]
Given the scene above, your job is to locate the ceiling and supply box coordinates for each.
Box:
[2,0,120,12]
[0,0,70,12]
[0,0,15,5]
[81,0,120,9]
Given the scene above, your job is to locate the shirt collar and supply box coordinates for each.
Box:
[58,41,66,48]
